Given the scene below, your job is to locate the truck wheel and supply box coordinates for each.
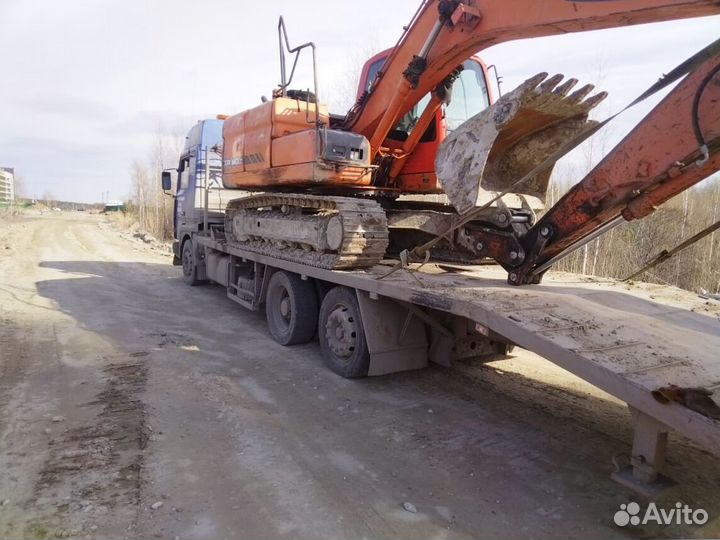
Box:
[181,239,202,286]
[265,271,318,346]
[318,286,370,378]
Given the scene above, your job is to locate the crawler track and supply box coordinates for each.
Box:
[224,194,389,269]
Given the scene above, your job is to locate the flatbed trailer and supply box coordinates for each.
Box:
[188,231,720,497]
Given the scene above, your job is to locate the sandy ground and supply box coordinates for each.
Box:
[0,211,718,540]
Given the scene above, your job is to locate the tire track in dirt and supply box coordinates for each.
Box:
[0,214,164,538]
[23,356,150,539]
[0,319,29,438]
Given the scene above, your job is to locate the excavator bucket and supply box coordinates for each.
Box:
[436,73,607,215]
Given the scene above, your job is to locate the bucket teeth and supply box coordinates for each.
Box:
[584,91,609,109]
[436,72,607,215]
[553,78,578,96]
[567,83,596,104]
[539,73,565,93]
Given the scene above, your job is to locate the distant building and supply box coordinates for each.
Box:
[103,200,125,213]
[0,167,14,202]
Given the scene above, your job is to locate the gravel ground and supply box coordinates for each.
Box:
[0,211,718,539]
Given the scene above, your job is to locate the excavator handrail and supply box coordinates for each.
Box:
[276,16,320,127]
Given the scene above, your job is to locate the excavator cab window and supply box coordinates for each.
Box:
[361,53,490,142]
[387,59,489,141]
[391,93,435,142]
[363,56,434,142]
[444,60,490,131]
[365,59,384,94]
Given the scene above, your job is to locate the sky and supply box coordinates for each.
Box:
[1,1,718,203]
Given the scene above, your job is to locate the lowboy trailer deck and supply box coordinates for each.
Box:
[189,231,720,497]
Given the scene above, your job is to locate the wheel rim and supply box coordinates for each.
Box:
[182,245,193,277]
[325,304,357,359]
[277,289,291,328]
[269,283,292,335]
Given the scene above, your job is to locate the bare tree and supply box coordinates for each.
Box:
[41,191,56,208]
[126,128,184,240]
[325,45,380,114]
[548,172,720,293]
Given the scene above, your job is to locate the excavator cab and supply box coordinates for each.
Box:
[358,50,493,193]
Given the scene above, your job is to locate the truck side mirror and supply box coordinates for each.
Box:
[161,171,172,192]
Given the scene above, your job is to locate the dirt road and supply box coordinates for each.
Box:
[0,212,718,539]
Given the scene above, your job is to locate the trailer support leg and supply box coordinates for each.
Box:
[611,406,676,497]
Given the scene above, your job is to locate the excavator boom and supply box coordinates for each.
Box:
[347,0,720,158]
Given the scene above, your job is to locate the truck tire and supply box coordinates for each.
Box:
[265,271,318,346]
[318,286,370,378]
[181,238,203,286]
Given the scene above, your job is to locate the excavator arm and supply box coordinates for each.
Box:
[343,0,720,284]
[345,0,720,156]
[509,43,720,284]
[426,39,720,285]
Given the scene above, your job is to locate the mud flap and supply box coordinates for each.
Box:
[172,240,181,265]
[355,291,428,376]
[436,73,607,214]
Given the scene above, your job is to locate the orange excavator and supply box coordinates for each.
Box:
[220,0,720,284]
